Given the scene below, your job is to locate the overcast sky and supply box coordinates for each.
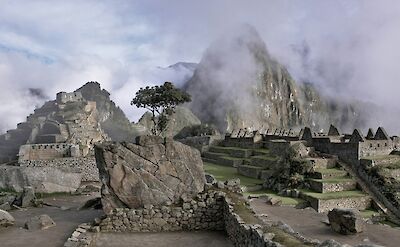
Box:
[1,1,400,133]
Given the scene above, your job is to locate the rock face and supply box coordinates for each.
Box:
[328,208,366,235]
[95,136,206,214]
[184,24,368,132]
[0,166,81,193]
[25,214,56,230]
[0,209,15,227]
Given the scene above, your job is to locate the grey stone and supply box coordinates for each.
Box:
[25,214,56,230]
[328,208,366,235]
[0,166,82,193]
[318,239,345,247]
[95,139,205,213]
[0,209,15,227]
[21,186,36,207]
[205,173,216,184]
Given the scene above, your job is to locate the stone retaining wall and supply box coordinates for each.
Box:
[99,190,225,232]
[20,157,98,182]
[97,188,308,246]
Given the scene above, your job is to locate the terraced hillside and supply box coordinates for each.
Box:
[202,143,379,217]
[202,145,278,180]
[300,157,373,213]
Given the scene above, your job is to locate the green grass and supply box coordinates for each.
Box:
[210,146,249,151]
[244,189,304,206]
[252,155,278,161]
[203,162,263,186]
[300,189,368,200]
[307,177,355,184]
[314,168,347,174]
[360,209,380,218]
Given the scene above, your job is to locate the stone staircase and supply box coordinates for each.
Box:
[299,157,372,213]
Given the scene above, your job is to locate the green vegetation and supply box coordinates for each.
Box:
[131,81,191,135]
[360,209,380,218]
[203,162,262,186]
[36,191,74,199]
[300,189,368,200]
[308,177,354,184]
[244,189,304,206]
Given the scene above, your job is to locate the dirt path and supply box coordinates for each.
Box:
[91,231,233,247]
[0,194,103,247]
[250,198,400,247]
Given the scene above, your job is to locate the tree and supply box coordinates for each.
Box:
[131,82,191,135]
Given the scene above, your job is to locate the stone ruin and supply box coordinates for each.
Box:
[0,87,110,193]
[92,135,313,247]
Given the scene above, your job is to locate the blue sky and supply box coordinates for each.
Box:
[1,1,400,132]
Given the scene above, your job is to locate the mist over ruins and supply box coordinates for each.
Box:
[1,1,400,247]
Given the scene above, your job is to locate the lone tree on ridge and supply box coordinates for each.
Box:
[131,82,191,135]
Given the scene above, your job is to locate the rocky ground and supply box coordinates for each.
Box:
[250,198,400,247]
[0,194,103,247]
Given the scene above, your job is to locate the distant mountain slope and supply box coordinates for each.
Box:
[183,24,367,132]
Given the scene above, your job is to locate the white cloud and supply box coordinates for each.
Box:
[0,0,400,134]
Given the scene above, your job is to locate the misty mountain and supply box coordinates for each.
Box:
[183,24,368,132]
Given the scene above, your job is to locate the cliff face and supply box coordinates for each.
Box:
[184,25,363,132]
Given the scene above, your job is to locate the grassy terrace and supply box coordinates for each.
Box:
[315,168,347,174]
[307,177,354,184]
[300,189,368,200]
[251,155,278,161]
[244,189,304,206]
[203,162,262,187]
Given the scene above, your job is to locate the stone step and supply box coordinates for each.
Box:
[300,190,372,213]
[202,156,244,167]
[202,151,225,160]
[308,178,357,193]
[250,155,278,168]
[201,157,221,166]
[308,168,348,179]
[208,146,253,158]
[306,157,337,169]
[252,149,271,156]
[237,165,265,179]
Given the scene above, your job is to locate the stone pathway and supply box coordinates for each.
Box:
[250,199,400,247]
[0,194,103,247]
[90,231,233,247]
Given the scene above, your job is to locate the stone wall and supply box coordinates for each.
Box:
[177,135,222,152]
[359,140,393,157]
[18,143,80,161]
[98,188,308,247]
[99,190,225,232]
[327,143,360,166]
[19,157,98,182]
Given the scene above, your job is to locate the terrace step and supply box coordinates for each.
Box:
[308,168,348,179]
[209,146,253,158]
[308,178,357,193]
[250,155,278,168]
[252,149,271,156]
[237,165,265,179]
[300,190,372,213]
[306,157,337,169]
[202,151,225,160]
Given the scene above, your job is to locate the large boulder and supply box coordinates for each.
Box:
[0,209,15,227]
[95,136,206,214]
[328,208,366,235]
[0,166,82,193]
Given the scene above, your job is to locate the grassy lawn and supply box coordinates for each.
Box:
[203,162,262,186]
[360,209,380,218]
[307,177,354,184]
[300,189,368,200]
[244,189,304,206]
